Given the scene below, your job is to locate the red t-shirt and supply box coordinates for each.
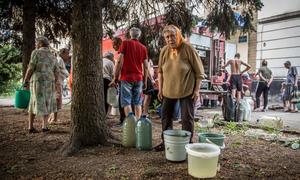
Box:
[118,39,148,82]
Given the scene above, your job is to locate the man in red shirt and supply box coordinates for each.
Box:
[110,27,148,119]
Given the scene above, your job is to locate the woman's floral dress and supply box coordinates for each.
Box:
[28,47,59,115]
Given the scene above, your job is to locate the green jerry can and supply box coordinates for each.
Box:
[136,115,152,150]
[122,112,137,147]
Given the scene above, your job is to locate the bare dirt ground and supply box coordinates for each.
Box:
[0,106,300,179]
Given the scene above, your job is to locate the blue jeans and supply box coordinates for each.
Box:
[120,80,143,107]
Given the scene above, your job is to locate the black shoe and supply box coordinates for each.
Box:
[153,143,165,152]
[29,128,38,133]
[42,128,50,133]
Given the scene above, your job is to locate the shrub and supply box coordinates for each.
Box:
[0,45,22,95]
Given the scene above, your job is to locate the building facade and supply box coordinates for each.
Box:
[256,0,300,77]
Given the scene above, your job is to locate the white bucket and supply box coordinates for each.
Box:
[163,130,191,162]
[185,143,220,178]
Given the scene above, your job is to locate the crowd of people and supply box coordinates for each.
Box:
[23,25,298,151]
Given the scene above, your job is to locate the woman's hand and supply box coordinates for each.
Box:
[158,90,163,101]
[192,90,199,103]
[23,82,30,90]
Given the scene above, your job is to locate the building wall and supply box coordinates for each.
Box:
[256,0,300,77]
[258,0,300,19]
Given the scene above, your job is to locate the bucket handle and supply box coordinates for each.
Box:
[17,83,28,90]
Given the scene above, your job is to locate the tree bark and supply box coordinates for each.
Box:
[22,0,36,79]
[63,0,110,155]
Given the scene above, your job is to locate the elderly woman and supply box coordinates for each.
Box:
[154,25,205,151]
[23,36,59,133]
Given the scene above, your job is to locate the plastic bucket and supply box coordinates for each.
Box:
[198,132,225,147]
[163,130,191,162]
[185,143,220,178]
[15,87,30,109]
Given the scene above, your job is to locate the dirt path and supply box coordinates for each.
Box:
[0,107,299,179]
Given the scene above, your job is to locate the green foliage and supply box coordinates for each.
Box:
[225,122,249,134]
[0,45,22,95]
[205,0,264,39]
[0,0,72,46]
[150,99,161,113]
[283,139,300,150]
[163,1,195,37]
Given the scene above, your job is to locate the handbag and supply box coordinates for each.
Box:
[14,84,31,109]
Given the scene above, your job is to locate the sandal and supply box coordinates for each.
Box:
[29,128,38,133]
[42,128,50,133]
[153,142,165,152]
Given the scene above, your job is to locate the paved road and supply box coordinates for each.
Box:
[197,108,300,131]
[1,97,299,130]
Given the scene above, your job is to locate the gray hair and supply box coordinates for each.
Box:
[36,36,49,47]
[103,51,114,59]
[129,27,141,39]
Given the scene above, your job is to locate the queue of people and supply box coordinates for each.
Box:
[23,25,298,145]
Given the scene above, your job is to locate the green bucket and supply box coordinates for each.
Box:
[15,85,30,109]
[198,132,225,147]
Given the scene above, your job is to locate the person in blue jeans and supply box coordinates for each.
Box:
[110,27,149,119]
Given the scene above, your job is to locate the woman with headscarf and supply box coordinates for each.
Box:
[154,25,205,151]
[23,36,60,133]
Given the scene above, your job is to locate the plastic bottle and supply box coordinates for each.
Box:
[136,115,152,150]
[122,112,136,147]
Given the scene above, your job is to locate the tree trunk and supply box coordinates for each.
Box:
[63,0,110,155]
[22,0,36,79]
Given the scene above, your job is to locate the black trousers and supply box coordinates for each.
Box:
[161,95,194,142]
[103,78,111,114]
[255,81,269,109]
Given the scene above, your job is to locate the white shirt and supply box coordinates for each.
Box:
[103,58,114,81]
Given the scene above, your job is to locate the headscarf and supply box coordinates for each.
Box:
[162,25,184,56]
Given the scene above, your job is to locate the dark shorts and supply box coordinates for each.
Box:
[143,78,154,95]
[230,74,242,91]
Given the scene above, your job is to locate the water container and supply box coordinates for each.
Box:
[122,112,136,147]
[163,130,191,161]
[198,132,225,148]
[15,85,30,109]
[136,115,152,150]
[185,143,221,178]
[107,87,119,108]
[257,116,283,129]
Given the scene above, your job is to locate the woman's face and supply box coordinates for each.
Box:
[163,31,177,48]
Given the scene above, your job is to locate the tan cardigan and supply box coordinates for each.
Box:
[158,42,205,98]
